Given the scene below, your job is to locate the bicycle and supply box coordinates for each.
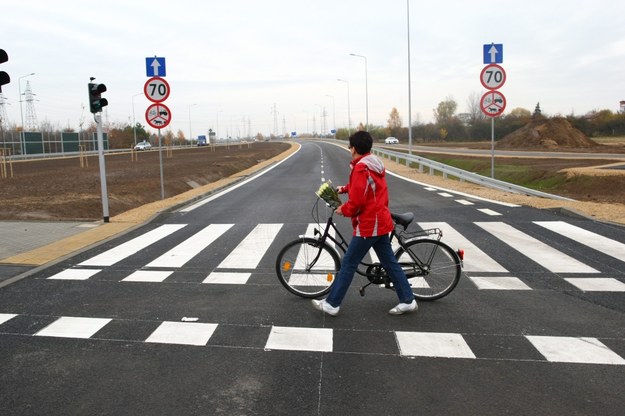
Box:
[275,198,464,301]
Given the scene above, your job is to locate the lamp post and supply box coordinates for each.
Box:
[406,0,413,155]
[325,94,335,138]
[131,92,142,146]
[18,72,35,155]
[337,78,351,136]
[349,53,368,129]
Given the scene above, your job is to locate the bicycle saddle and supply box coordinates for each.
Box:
[391,212,414,229]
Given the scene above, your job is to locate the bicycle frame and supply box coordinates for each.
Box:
[307,209,441,282]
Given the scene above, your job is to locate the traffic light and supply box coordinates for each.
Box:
[0,49,9,93]
[88,82,108,114]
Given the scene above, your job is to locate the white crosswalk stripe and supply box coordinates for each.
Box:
[475,221,600,273]
[44,220,625,293]
[3,313,622,365]
[535,221,625,263]
[79,224,187,267]
[419,222,508,273]
[218,223,283,269]
[146,224,233,268]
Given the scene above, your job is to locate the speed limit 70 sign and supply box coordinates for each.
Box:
[144,76,170,103]
[480,64,506,90]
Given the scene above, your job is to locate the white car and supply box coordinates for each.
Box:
[385,137,399,144]
[134,141,152,151]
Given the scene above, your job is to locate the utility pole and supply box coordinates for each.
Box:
[270,103,278,136]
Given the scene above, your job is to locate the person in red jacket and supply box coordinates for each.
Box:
[312,131,417,317]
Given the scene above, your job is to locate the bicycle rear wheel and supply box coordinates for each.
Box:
[275,237,340,298]
[395,239,461,301]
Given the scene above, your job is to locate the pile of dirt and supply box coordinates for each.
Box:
[496,117,599,149]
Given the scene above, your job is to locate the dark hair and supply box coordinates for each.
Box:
[349,131,373,155]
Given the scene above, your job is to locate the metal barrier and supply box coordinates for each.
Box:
[372,146,575,201]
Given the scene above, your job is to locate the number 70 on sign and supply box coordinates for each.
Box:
[144,76,170,103]
[480,64,506,90]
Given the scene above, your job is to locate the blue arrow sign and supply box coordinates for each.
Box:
[483,44,503,64]
[146,57,166,77]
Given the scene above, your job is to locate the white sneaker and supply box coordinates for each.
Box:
[312,299,340,316]
[388,299,417,315]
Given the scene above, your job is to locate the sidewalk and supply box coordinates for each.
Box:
[0,220,140,286]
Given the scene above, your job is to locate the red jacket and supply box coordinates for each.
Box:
[339,153,394,237]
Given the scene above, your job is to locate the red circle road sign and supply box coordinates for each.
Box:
[480,64,506,90]
[145,103,172,129]
[480,90,506,117]
[144,76,170,103]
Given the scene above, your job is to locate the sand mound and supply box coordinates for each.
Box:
[496,117,599,149]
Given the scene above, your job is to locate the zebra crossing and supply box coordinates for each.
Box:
[1,313,623,365]
[41,219,625,293]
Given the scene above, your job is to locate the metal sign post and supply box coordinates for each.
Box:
[480,43,506,179]
[144,56,170,200]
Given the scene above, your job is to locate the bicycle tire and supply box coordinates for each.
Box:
[275,237,340,298]
[395,238,461,301]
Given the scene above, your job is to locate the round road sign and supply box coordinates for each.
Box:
[145,103,172,129]
[480,64,506,90]
[144,76,170,103]
[480,90,506,117]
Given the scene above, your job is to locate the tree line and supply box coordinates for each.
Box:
[334,97,625,143]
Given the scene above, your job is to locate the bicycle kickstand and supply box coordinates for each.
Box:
[358,282,373,296]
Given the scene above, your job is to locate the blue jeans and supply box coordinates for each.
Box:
[325,234,415,307]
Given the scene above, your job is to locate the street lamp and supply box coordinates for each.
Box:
[406,0,413,155]
[18,72,35,155]
[349,53,368,129]
[337,78,351,136]
[131,92,142,146]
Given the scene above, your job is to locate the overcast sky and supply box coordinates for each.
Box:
[2,0,624,138]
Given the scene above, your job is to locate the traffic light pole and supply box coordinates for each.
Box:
[95,113,110,222]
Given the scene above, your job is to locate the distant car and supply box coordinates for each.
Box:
[385,137,399,144]
[134,141,152,151]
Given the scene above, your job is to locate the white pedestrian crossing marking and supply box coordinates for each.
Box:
[146,321,218,346]
[475,222,600,273]
[265,326,333,352]
[526,336,625,365]
[535,221,625,263]
[419,222,508,273]
[468,276,532,290]
[146,224,233,268]
[122,270,173,283]
[79,224,187,267]
[218,224,283,269]
[5,313,625,365]
[395,331,476,359]
[48,268,101,280]
[35,316,111,339]
[203,272,251,284]
[0,313,17,325]
[564,278,625,292]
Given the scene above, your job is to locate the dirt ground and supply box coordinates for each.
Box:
[1,140,625,226]
[0,142,290,221]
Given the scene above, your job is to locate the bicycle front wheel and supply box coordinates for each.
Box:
[275,237,340,298]
[395,239,461,301]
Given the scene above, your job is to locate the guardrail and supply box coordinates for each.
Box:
[371,146,576,202]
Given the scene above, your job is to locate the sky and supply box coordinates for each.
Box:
[2,0,624,139]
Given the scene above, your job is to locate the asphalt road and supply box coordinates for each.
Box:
[1,140,624,415]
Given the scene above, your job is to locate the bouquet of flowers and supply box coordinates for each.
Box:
[315,181,342,209]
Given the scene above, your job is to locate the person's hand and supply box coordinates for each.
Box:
[337,186,346,194]
[335,204,344,216]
